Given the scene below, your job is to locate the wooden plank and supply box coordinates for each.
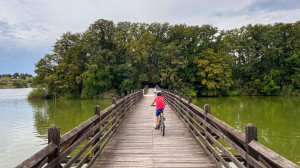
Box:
[206,114,245,146]
[205,137,230,168]
[63,128,102,167]
[46,121,101,168]
[164,93,221,168]
[249,141,300,168]
[90,88,215,168]
[61,157,91,164]
[206,131,246,168]
[60,115,98,146]
[15,143,57,168]
[76,141,100,168]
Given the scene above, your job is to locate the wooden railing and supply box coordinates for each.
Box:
[144,85,149,94]
[162,90,299,168]
[16,90,144,168]
[155,85,160,90]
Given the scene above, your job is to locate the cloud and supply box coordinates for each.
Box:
[247,0,300,12]
[207,0,300,30]
[1,0,299,47]
[0,0,299,73]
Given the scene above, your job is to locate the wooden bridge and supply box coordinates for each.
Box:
[17,86,300,168]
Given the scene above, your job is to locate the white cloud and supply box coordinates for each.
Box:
[210,8,300,30]
[0,0,299,51]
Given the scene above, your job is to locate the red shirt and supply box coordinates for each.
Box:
[154,96,165,109]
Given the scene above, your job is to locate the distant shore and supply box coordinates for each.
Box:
[0,77,33,89]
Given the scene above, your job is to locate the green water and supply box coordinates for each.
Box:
[1,89,299,167]
[0,88,111,167]
[193,96,300,166]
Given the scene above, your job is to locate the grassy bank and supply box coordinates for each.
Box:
[0,78,33,88]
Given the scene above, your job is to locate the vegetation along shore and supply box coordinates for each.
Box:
[0,73,33,89]
[30,19,300,99]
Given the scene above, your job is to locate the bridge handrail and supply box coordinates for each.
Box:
[144,85,149,94]
[162,89,299,168]
[16,89,143,168]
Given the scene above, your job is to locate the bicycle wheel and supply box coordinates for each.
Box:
[161,119,165,136]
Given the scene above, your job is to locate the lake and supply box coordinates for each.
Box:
[193,96,300,166]
[0,88,299,167]
[0,88,111,167]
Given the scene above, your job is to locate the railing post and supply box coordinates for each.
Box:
[112,97,117,105]
[130,90,133,108]
[245,123,258,168]
[121,93,125,99]
[188,97,192,104]
[48,125,61,168]
[204,104,212,148]
[179,93,183,99]
[94,105,100,156]
[127,91,130,96]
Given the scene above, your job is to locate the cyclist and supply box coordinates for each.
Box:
[151,91,165,129]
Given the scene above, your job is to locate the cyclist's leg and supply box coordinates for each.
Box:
[155,109,162,129]
[161,108,165,120]
[156,109,163,124]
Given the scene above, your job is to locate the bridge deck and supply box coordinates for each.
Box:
[91,88,216,168]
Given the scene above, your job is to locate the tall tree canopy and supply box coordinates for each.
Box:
[33,19,300,98]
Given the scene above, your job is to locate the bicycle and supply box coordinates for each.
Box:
[151,105,165,136]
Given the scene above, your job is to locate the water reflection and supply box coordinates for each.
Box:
[0,88,112,167]
[194,96,300,165]
[29,99,112,139]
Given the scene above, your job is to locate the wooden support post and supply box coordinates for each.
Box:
[188,97,192,104]
[127,91,130,96]
[245,123,258,168]
[112,97,117,105]
[48,125,61,168]
[130,91,133,108]
[94,106,100,156]
[204,104,212,148]
[121,93,125,99]
[179,93,183,99]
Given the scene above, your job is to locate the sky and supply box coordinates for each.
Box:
[0,0,300,75]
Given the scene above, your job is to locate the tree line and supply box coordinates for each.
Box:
[33,19,300,98]
[0,73,33,79]
[0,73,33,88]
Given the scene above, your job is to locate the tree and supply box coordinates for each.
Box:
[81,64,112,99]
[194,49,232,96]
[263,70,281,95]
[13,73,19,78]
[160,41,187,90]
[113,64,138,94]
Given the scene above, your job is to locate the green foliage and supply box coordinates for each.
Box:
[0,74,33,88]
[113,64,138,94]
[81,64,112,99]
[194,49,232,96]
[263,70,281,95]
[32,19,300,99]
[28,86,48,100]
[12,80,27,88]
[182,84,197,97]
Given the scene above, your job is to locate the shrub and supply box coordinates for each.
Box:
[28,87,48,100]
[12,80,27,88]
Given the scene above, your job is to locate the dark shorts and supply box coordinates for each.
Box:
[156,109,164,116]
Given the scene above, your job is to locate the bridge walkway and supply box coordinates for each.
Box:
[90,88,216,168]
